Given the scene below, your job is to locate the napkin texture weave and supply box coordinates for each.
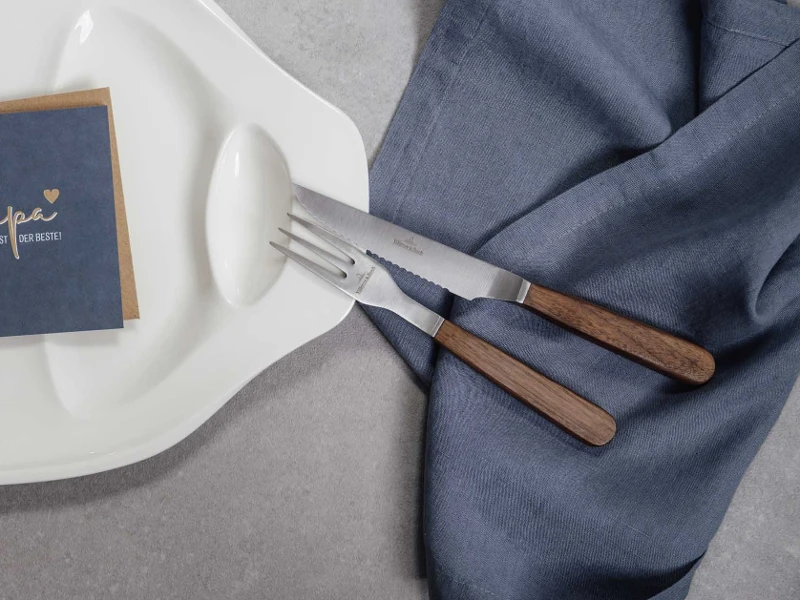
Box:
[366,0,800,598]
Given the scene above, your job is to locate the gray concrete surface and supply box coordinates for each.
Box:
[0,1,798,598]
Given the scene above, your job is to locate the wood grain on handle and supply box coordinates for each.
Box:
[523,284,715,385]
[434,320,616,446]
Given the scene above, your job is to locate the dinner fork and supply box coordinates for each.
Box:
[271,214,617,447]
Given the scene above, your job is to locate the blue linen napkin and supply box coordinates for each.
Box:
[366,0,800,598]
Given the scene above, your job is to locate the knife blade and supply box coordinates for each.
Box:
[295,185,530,304]
[295,184,715,385]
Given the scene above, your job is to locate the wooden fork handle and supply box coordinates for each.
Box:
[522,284,715,385]
[434,320,616,446]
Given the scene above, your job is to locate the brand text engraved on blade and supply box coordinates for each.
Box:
[355,266,376,295]
[393,235,423,256]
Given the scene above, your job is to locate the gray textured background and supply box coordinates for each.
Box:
[1,1,798,598]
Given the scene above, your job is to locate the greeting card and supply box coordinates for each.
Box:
[0,88,139,320]
[0,105,123,337]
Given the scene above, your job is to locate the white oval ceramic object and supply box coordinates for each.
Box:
[207,125,291,307]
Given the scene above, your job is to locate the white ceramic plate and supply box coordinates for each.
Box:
[0,0,367,484]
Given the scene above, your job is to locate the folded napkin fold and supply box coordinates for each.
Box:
[367,0,800,598]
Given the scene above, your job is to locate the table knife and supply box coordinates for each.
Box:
[295,185,715,385]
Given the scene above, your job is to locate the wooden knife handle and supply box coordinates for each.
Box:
[434,320,616,446]
[523,284,715,385]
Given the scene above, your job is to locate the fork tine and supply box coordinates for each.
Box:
[288,213,361,259]
[277,227,351,271]
[270,242,346,290]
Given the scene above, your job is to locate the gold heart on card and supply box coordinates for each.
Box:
[43,189,60,204]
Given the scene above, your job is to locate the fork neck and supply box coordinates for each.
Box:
[390,292,445,337]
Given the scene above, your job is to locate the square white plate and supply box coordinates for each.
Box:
[0,0,367,484]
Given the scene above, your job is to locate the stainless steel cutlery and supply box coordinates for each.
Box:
[275,186,717,446]
[272,214,617,447]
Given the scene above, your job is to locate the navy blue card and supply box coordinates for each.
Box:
[0,106,122,337]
